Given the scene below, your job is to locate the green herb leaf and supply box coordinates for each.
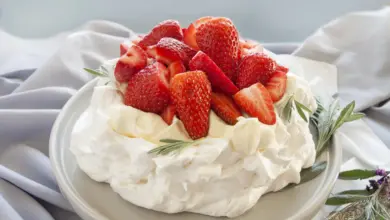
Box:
[282,96,293,122]
[294,100,312,113]
[299,161,327,184]
[148,139,194,155]
[334,101,355,130]
[336,189,374,196]
[326,194,369,206]
[338,169,377,180]
[345,112,365,122]
[84,68,108,77]
[159,139,182,143]
[296,103,308,122]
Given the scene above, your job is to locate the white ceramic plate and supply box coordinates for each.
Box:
[50,78,342,220]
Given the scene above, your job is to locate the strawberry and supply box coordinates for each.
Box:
[146,37,196,65]
[233,83,276,125]
[168,61,186,80]
[211,92,242,125]
[266,71,287,102]
[239,39,263,59]
[170,71,211,139]
[138,20,183,49]
[276,64,289,74]
[196,17,240,81]
[189,51,238,96]
[114,44,148,83]
[160,104,176,125]
[120,43,130,56]
[124,62,170,113]
[183,16,213,50]
[236,53,276,89]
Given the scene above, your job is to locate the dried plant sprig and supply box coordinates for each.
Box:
[148,139,197,155]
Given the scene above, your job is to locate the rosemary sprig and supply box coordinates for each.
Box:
[148,139,196,155]
[281,96,312,122]
[84,67,111,85]
[326,170,390,220]
[310,99,365,157]
[84,67,109,77]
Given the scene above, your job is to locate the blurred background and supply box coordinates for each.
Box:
[0,0,389,42]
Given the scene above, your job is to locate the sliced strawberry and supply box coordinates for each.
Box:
[189,51,238,96]
[160,104,176,125]
[266,71,287,102]
[233,83,276,125]
[124,62,170,113]
[146,37,196,65]
[183,16,213,50]
[120,43,130,56]
[236,52,276,89]
[138,20,183,49]
[276,64,289,74]
[170,71,211,139]
[196,17,240,81]
[239,39,263,59]
[114,45,148,83]
[168,61,186,80]
[211,92,242,125]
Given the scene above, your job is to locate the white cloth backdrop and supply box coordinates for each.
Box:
[1,7,390,220]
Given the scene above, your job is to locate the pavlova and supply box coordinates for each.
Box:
[71,16,318,218]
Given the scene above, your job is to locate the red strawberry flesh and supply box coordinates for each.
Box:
[189,51,238,96]
[211,92,242,125]
[147,37,196,65]
[233,83,276,125]
[170,71,211,139]
[160,104,176,125]
[266,71,287,102]
[236,52,276,89]
[168,61,186,80]
[124,62,170,113]
[196,17,239,81]
[138,20,183,49]
[114,44,147,83]
[183,16,213,50]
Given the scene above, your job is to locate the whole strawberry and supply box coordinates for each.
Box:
[124,62,170,113]
[236,52,276,89]
[196,17,240,81]
[170,71,211,139]
[138,20,183,49]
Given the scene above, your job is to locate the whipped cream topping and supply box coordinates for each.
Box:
[70,60,317,218]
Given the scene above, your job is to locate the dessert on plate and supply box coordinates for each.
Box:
[71,16,318,218]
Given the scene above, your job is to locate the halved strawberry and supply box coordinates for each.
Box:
[211,92,242,125]
[114,45,148,83]
[196,17,240,81]
[146,37,196,65]
[239,39,263,59]
[138,20,183,49]
[120,43,130,56]
[124,62,170,113]
[276,64,289,74]
[233,83,276,125]
[183,16,213,50]
[189,51,238,96]
[236,52,276,89]
[170,71,211,139]
[168,61,186,80]
[160,104,176,125]
[266,71,287,102]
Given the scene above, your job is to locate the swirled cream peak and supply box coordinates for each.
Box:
[71,62,317,218]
